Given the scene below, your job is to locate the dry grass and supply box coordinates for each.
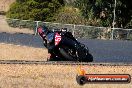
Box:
[0,1,34,35]
[0,0,15,11]
[0,16,34,34]
[0,41,132,88]
[0,64,131,88]
[0,43,48,60]
[0,42,132,88]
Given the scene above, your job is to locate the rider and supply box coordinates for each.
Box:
[60,28,77,41]
[37,26,79,61]
[37,26,48,47]
[37,26,57,61]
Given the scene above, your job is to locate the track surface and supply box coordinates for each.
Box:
[0,32,132,63]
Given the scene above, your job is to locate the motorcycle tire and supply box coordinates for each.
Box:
[59,47,77,61]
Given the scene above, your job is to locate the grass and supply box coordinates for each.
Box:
[0,43,48,60]
[0,64,131,88]
[0,15,34,34]
[0,0,34,35]
[0,44,132,88]
[0,0,15,12]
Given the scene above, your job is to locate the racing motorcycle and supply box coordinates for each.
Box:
[37,26,93,62]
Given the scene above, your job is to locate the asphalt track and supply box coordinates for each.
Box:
[0,32,132,63]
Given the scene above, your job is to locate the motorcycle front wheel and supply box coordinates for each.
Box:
[59,46,78,61]
[78,48,93,62]
[83,53,93,62]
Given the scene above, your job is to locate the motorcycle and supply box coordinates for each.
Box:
[37,26,93,62]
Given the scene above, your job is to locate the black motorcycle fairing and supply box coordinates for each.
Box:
[60,36,78,49]
[37,27,93,62]
[49,31,89,61]
[61,31,79,44]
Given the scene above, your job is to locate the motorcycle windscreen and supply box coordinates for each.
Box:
[46,33,54,43]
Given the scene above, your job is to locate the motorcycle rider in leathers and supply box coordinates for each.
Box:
[37,26,57,61]
[37,26,80,61]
